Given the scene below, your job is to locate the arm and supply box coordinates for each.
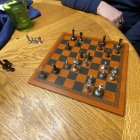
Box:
[60,0,123,27]
[60,0,101,14]
[125,21,140,44]
[125,21,140,56]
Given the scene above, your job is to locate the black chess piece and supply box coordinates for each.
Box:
[0,59,15,72]
[71,28,76,41]
[85,52,91,60]
[99,35,106,47]
[79,32,83,42]
[52,64,59,74]
[115,48,120,54]
[76,38,81,46]
[115,38,123,53]
[79,51,84,58]
[105,50,110,58]
[84,84,91,93]
[83,59,88,67]
[98,45,103,50]
[66,42,71,50]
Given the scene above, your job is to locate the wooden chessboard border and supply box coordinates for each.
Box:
[28,32,129,116]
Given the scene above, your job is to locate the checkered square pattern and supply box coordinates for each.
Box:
[29,32,129,116]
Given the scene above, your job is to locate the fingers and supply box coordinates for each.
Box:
[97,1,124,28]
[115,17,124,28]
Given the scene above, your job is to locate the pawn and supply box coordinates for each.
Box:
[101,61,107,70]
[73,63,79,72]
[52,64,59,74]
[66,42,71,50]
[84,85,91,93]
[74,57,80,65]
[79,32,83,42]
[76,38,81,46]
[3,59,12,68]
[79,51,84,58]
[87,75,94,85]
[95,84,104,97]
[99,70,106,79]
[26,34,32,43]
[65,60,71,69]
[38,67,47,78]
[111,67,119,74]
[115,48,120,54]
[37,36,43,44]
[110,73,116,81]
[83,59,88,67]
[85,52,91,60]
[105,50,110,58]
[98,45,103,50]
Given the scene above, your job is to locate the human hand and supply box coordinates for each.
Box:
[97,1,123,28]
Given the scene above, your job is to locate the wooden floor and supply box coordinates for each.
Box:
[0,0,140,139]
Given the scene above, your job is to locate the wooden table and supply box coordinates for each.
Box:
[0,1,140,139]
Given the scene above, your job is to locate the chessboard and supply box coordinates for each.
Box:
[28,30,129,116]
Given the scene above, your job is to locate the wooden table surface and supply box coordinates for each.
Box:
[0,1,140,139]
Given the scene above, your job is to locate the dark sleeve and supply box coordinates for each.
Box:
[125,21,140,44]
[125,21,140,56]
[60,0,101,14]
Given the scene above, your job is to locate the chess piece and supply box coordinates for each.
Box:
[99,35,106,47]
[83,58,88,67]
[74,57,80,65]
[52,64,59,74]
[79,51,84,58]
[37,36,43,44]
[66,42,71,50]
[84,84,91,93]
[98,45,103,50]
[95,84,104,97]
[115,48,120,54]
[34,37,38,44]
[31,37,35,44]
[101,61,107,70]
[116,38,123,49]
[87,75,94,85]
[111,67,119,74]
[99,70,106,79]
[110,72,116,81]
[38,67,47,78]
[26,34,32,43]
[79,32,83,42]
[65,60,71,69]
[73,63,79,72]
[105,50,110,58]
[71,28,76,41]
[0,59,15,72]
[76,38,81,46]
[115,38,123,54]
[85,52,91,60]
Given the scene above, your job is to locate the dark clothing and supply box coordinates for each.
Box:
[0,0,41,50]
[61,0,140,56]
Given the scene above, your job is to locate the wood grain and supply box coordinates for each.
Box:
[0,1,140,139]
